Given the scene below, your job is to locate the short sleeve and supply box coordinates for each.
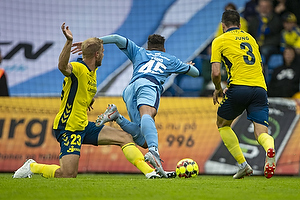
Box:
[210,37,222,63]
[121,38,142,63]
[70,62,83,77]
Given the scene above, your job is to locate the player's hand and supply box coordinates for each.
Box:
[87,98,95,111]
[61,22,73,41]
[71,42,83,55]
[213,88,223,105]
[187,61,195,66]
[223,87,228,94]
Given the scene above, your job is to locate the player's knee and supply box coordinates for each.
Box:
[61,171,77,178]
[216,121,224,128]
[216,119,223,128]
[116,131,134,146]
[58,168,78,178]
[216,116,232,128]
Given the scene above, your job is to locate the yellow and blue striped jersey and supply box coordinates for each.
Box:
[211,27,267,91]
[53,58,97,131]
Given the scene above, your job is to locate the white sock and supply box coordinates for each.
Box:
[238,161,248,169]
[149,146,159,156]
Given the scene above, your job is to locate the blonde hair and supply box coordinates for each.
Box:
[81,37,103,59]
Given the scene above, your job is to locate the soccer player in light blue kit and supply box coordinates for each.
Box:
[72,34,199,177]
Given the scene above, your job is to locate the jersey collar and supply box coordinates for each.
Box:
[76,57,91,72]
[226,27,240,32]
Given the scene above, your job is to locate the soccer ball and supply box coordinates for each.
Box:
[176,158,199,178]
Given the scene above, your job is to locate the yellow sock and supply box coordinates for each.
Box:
[219,126,246,164]
[258,133,274,152]
[30,163,60,178]
[122,143,154,175]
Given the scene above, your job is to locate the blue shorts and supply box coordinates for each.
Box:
[217,85,269,127]
[123,77,161,124]
[54,122,104,159]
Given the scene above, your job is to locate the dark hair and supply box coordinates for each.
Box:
[147,34,165,51]
[221,9,240,27]
[283,45,297,64]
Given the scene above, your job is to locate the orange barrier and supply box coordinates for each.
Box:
[0,97,299,174]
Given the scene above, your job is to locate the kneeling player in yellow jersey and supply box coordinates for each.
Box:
[211,10,276,179]
[13,23,174,179]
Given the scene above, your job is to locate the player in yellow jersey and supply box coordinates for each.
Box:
[13,23,174,179]
[211,10,276,179]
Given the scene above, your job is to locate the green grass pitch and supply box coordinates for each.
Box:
[1,173,300,200]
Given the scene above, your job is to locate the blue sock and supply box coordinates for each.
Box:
[116,115,146,147]
[141,114,158,152]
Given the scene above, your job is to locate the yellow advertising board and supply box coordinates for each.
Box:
[1,97,300,175]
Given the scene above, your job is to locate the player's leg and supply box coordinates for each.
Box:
[121,83,147,147]
[29,161,61,178]
[217,116,251,167]
[116,115,147,148]
[217,116,253,179]
[217,117,244,164]
[136,84,160,154]
[216,86,253,179]
[248,87,275,178]
[135,84,168,177]
[13,156,78,179]
[250,96,274,152]
[97,125,158,178]
[50,130,82,178]
[13,129,82,178]
[96,103,147,148]
[96,85,147,148]
[254,122,276,178]
[139,105,159,153]
[29,154,79,178]
[12,159,59,178]
[254,122,274,150]
[13,154,77,179]
[56,155,79,178]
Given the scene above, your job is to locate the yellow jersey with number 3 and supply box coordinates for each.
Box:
[211,27,267,91]
[53,58,97,132]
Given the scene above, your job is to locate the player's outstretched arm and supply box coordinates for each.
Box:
[99,34,127,48]
[71,34,127,55]
[58,22,73,76]
[185,61,200,77]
